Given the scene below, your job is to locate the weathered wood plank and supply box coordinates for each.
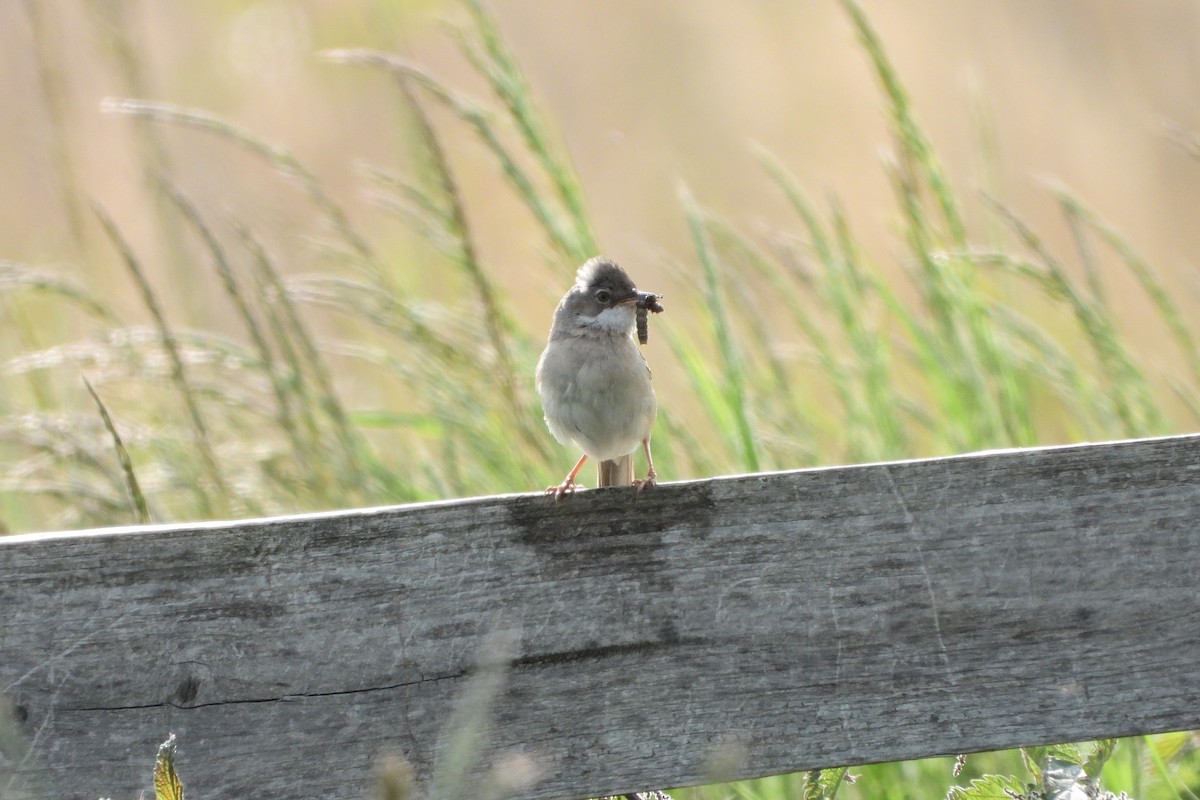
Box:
[3,435,1200,800]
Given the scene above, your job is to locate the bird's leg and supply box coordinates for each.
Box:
[633,437,658,493]
[547,453,589,499]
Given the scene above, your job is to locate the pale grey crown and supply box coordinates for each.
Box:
[574,256,636,295]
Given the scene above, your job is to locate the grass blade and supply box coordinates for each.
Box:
[323,49,585,266]
[681,184,759,472]
[1050,182,1200,389]
[92,200,229,517]
[82,375,151,524]
[456,0,598,259]
[983,195,1164,436]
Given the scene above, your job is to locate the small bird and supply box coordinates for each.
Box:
[536,256,662,498]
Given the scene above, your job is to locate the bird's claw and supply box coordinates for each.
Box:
[633,470,658,495]
[546,479,585,500]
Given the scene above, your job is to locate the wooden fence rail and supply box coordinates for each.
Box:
[3,435,1200,800]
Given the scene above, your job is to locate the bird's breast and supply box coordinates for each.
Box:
[536,334,656,460]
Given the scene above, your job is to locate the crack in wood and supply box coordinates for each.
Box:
[59,670,470,713]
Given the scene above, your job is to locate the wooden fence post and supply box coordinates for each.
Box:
[3,435,1200,800]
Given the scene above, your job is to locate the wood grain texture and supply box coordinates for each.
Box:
[4,435,1200,800]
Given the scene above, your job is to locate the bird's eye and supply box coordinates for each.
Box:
[594,289,612,304]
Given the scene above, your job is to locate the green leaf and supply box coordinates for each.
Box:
[1083,739,1118,788]
[153,734,184,800]
[803,767,852,800]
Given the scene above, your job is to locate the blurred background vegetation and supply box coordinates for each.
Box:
[5,0,1200,528]
[3,1,1200,798]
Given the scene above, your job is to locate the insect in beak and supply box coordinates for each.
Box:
[633,291,664,344]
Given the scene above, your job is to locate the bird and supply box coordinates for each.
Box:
[536,256,662,498]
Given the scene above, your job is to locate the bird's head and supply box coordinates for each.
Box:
[554,256,660,338]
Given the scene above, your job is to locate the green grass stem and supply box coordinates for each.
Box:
[92,201,230,517]
[457,0,599,260]
[82,375,150,524]
[682,184,760,472]
[323,49,585,268]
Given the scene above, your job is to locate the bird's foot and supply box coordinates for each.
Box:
[546,478,584,500]
[633,469,657,495]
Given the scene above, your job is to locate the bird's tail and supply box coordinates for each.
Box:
[597,454,634,487]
